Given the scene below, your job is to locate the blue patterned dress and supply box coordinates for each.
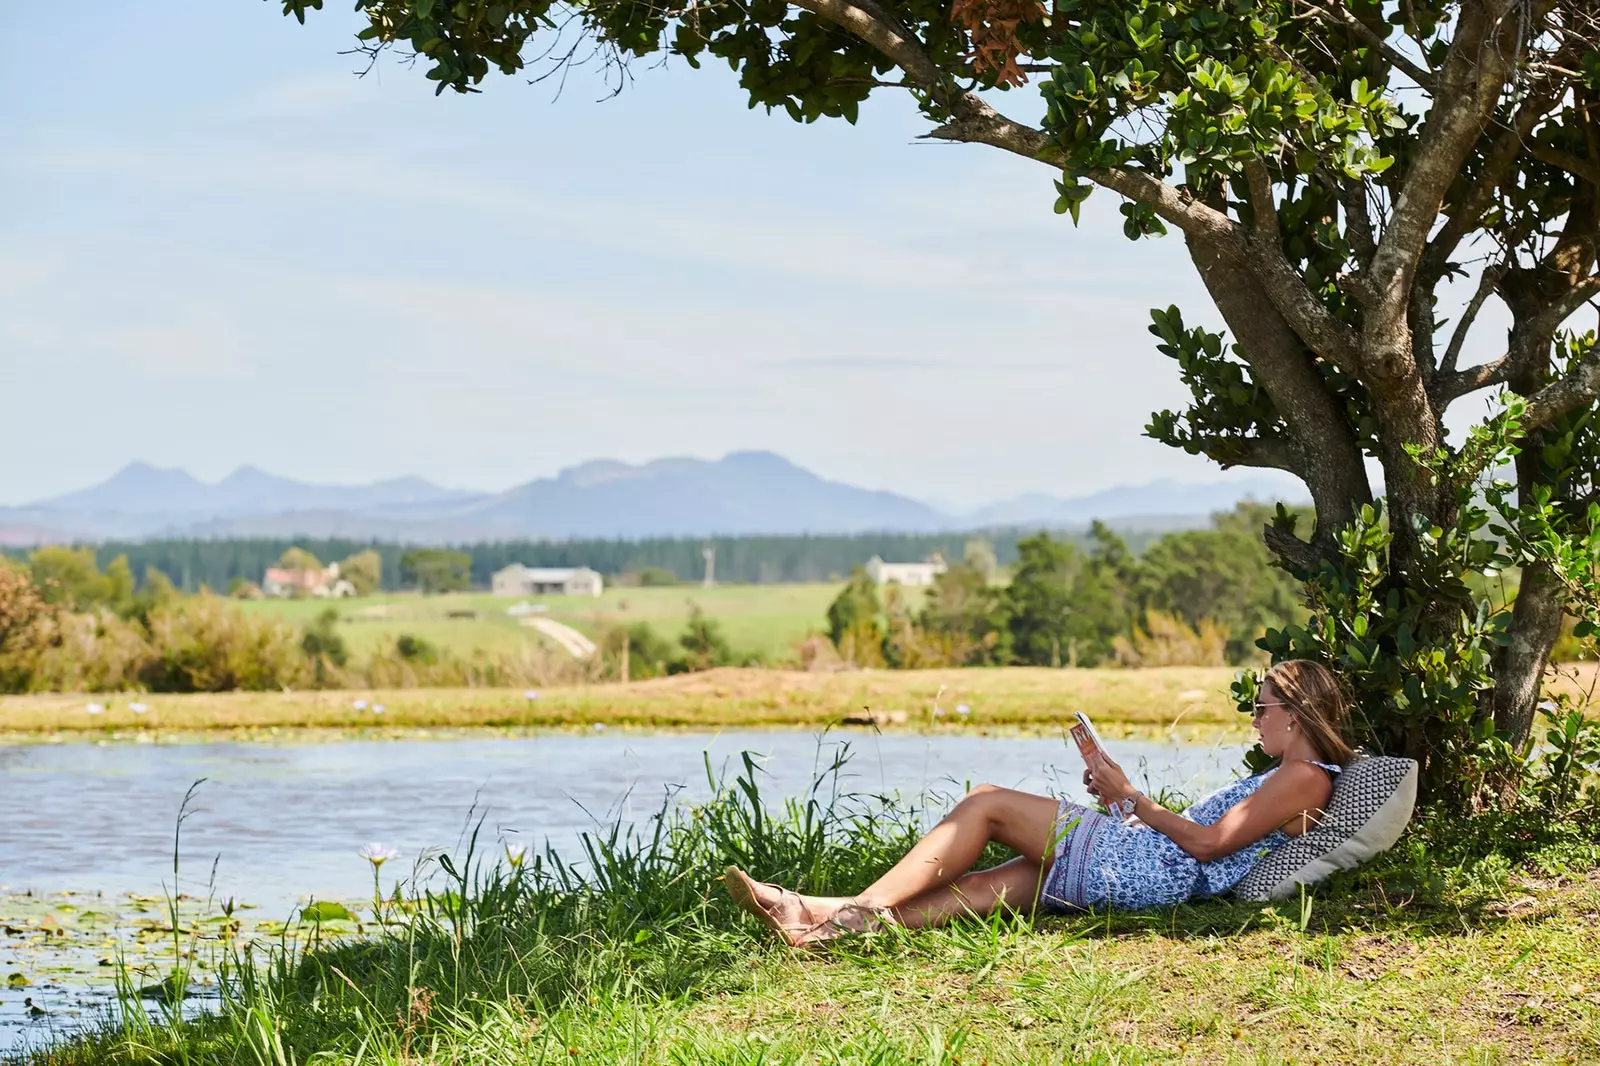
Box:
[1040,762,1341,910]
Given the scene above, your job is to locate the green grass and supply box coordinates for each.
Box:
[17,749,1600,1066]
[238,584,843,661]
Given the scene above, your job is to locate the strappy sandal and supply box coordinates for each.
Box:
[723,867,895,948]
[724,866,826,947]
[791,901,897,947]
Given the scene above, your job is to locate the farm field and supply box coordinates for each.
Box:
[237,583,844,661]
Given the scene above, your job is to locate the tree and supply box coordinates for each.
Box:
[279,0,1600,792]
[301,606,350,686]
[400,548,472,594]
[826,567,883,647]
[1138,505,1303,662]
[29,546,110,611]
[278,547,323,573]
[340,550,383,596]
[1003,534,1081,666]
[918,559,1010,664]
[678,603,736,671]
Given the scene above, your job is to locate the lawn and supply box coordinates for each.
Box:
[237,583,843,661]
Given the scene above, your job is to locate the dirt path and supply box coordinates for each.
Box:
[520,616,598,658]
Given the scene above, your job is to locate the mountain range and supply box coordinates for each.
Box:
[0,452,1306,546]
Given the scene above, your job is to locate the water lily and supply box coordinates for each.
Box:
[352,699,369,710]
[523,690,540,700]
[592,722,606,732]
[932,707,945,717]
[956,703,971,716]
[128,701,149,714]
[85,703,105,715]
[505,843,529,868]
[358,843,400,867]
[372,703,385,714]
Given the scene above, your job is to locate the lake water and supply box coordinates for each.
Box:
[0,730,1250,1053]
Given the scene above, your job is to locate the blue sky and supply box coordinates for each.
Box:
[4,3,1459,509]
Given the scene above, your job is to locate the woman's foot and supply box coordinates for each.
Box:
[723,867,894,947]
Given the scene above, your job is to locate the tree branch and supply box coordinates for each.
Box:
[1191,432,1303,473]
[1524,139,1600,187]
[1366,0,1516,327]
[1434,354,1514,404]
[1522,333,1600,428]
[1263,522,1322,575]
[1292,0,1437,92]
[1441,262,1505,376]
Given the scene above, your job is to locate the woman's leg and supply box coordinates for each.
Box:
[852,784,1060,911]
[728,784,1060,934]
[888,855,1046,929]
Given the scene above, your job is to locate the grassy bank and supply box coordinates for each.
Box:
[18,751,1600,1066]
[7,664,1597,743]
[238,584,843,661]
[0,666,1248,741]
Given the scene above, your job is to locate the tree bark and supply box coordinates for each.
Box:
[1184,233,1372,558]
[1493,562,1566,742]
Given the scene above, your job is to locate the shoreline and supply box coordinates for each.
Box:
[0,665,1249,744]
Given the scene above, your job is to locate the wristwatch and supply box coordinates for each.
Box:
[1114,792,1139,819]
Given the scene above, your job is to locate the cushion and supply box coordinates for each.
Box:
[1231,755,1419,902]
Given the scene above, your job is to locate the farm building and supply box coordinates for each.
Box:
[865,553,947,587]
[492,564,604,598]
[262,563,356,599]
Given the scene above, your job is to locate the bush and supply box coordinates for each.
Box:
[395,633,438,664]
[139,596,310,692]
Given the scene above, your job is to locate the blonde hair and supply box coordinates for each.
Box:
[1265,659,1355,767]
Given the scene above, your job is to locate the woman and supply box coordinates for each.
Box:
[725,659,1354,945]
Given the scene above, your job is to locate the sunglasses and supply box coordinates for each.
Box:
[1252,699,1289,719]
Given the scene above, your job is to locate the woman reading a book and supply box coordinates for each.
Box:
[725,659,1353,946]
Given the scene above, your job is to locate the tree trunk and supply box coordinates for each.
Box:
[1492,562,1566,745]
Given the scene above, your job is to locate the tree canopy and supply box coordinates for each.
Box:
[277,0,1600,796]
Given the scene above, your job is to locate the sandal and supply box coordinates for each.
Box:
[791,901,897,947]
[724,866,829,947]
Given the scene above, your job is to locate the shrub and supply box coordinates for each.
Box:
[139,595,310,692]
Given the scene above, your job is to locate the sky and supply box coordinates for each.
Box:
[1,4,1496,510]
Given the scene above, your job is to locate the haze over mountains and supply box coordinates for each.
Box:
[0,452,1306,546]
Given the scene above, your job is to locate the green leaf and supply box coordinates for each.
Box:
[300,901,356,922]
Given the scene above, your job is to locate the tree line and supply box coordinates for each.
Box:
[0,527,1183,592]
[824,505,1305,669]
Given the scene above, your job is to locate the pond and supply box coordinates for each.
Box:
[0,729,1252,1054]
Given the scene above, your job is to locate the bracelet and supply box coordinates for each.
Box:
[1116,792,1141,819]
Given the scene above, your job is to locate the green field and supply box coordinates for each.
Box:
[238,583,843,661]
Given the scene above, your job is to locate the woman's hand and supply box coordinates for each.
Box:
[1088,752,1135,806]
[1081,766,1102,802]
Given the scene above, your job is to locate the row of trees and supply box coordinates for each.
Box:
[13,528,1183,594]
[826,505,1303,668]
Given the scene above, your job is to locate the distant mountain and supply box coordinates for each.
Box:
[0,455,1309,546]
[34,462,478,518]
[963,474,1307,528]
[426,451,947,539]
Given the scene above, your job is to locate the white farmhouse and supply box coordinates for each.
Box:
[491,564,604,598]
[865,553,947,587]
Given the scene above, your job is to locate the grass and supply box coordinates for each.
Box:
[7,664,1598,743]
[237,584,844,661]
[0,666,1252,741]
[13,746,1600,1066]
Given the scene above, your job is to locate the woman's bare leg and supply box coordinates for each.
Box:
[888,856,1046,929]
[852,784,1060,911]
[732,784,1060,932]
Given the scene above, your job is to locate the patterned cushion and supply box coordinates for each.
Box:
[1232,755,1418,902]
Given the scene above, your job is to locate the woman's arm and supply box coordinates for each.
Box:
[1088,754,1332,863]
